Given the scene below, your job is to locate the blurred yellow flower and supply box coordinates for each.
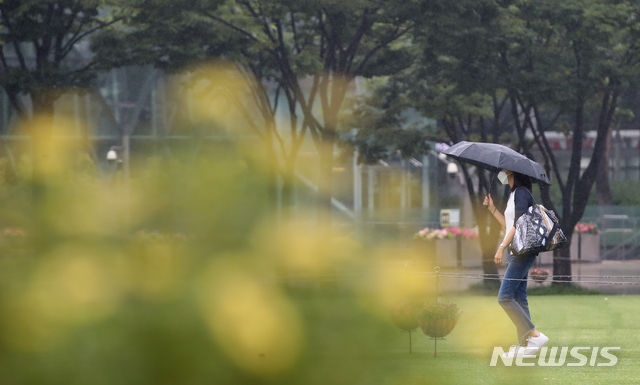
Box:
[0,244,123,351]
[197,260,304,376]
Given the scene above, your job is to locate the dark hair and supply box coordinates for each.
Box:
[510,171,532,192]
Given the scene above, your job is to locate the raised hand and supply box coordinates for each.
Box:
[483,194,495,212]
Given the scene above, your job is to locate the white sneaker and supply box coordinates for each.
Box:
[524,332,549,355]
[502,345,536,359]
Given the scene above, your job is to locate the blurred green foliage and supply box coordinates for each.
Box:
[0,112,430,385]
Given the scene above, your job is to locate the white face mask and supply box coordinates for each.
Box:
[498,171,510,185]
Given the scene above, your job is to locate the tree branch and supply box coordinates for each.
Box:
[321,10,338,74]
[318,73,330,124]
[353,24,413,75]
[308,122,323,151]
[66,60,98,76]
[0,5,28,70]
[0,47,8,71]
[201,9,262,44]
[3,85,26,120]
[271,82,281,117]
[238,1,278,44]
[533,106,565,192]
[58,11,86,62]
[60,17,125,59]
[270,120,288,162]
[233,94,266,141]
[40,3,56,64]
[340,8,374,72]
[290,12,301,54]
[289,122,308,165]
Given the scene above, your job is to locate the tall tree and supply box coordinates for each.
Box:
[496,0,640,282]
[346,0,510,284]
[0,0,123,241]
[185,0,419,225]
[92,0,315,214]
[345,70,512,285]
[409,0,640,283]
[347,0,640,283]
[0,0,121,120]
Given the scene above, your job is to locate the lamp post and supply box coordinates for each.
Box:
[432,151,467,269]
[430,150,463,184]
[106,137,130,231]
[106,136,130,191]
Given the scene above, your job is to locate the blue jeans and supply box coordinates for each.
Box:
[498,252,538,346]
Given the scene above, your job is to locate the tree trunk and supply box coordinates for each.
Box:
[555,100,586,283]
[5,86,27,121]
[30,92,57,181]
[281,163,295,220]
[314,133,337,291]
[479,240,501,289]
[29,92,57,254]
[596,129,613,205]
[462,165,501,288]
[552,232,573,284]
[317,137,334,229]
[473,204,501,288]
[263,129,281,214]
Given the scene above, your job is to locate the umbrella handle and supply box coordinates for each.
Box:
[483,172,498,207]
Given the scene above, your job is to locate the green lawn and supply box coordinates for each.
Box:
[1,292,638,385]
[360,295,640,385]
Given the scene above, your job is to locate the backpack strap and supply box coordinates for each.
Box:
[514,186,535,208]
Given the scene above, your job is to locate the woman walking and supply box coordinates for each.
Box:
[484,169,549,358]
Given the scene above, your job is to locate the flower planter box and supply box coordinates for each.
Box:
[460,239,482,268]
[535,233,600,265]
[435,239,458,268]
[411,239,457,268]
[570,233,600,262]
[420,318,458,338]
[413,227,480,268]
[412,239,436,266]
[412,239,481,268]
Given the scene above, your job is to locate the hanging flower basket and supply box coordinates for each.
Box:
[531,267,550,283]
[389,299,422,354]
[391,312,419,332]
[418,302,462,338]
[389,300,419,331]
[420,318,459,338]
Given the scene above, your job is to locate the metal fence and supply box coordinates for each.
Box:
[598,214,640,260]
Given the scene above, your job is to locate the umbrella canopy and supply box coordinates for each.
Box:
[442,141,551,185]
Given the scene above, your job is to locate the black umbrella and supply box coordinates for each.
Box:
[442,141,551,185]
